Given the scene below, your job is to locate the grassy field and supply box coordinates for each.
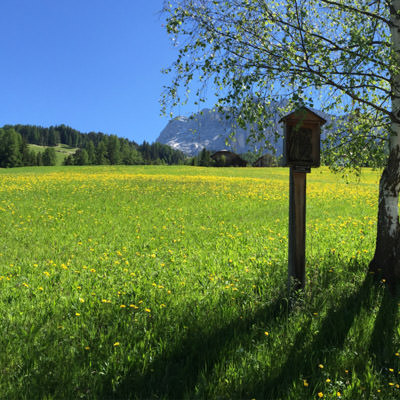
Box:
[0,165,399,399]
[28,143,78,165]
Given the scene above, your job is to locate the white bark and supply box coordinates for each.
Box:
[368,2,400,286]
[386,0,400,238]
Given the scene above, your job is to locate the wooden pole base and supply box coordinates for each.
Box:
[288,166,309,291]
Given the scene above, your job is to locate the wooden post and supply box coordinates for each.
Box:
[280,107,326,292]
[288,166,309,291]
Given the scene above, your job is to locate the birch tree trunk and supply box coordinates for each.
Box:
[369,1,400,289]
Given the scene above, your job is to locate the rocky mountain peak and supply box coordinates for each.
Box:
[157,108,277,156]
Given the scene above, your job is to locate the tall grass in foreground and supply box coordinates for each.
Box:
[0,165,399,399]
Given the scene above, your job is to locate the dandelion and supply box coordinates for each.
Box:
[318,392,324,398]
[318,364,324,369]
[75,313,80,316]
[303,380,309,387]
[337,392,341,397]
[85,346,90,350]
[326,378,331,383]
[79,298,85,303]
[120,304,126,308]
[113,342,120,346]
[389,368,394,372]
[389,382,394,386]
[145,308,151,313]
[264,331,269,336]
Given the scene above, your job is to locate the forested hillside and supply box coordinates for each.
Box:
[0,124,187,168]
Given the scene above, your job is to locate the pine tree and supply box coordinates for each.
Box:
[42,148,56,166]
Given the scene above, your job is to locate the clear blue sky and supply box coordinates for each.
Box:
[0,0,206,143]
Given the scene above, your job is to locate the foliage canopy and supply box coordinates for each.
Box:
[162,0,395,168]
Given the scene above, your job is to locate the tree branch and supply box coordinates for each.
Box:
[319,0,392,26]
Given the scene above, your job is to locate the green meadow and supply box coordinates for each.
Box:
[28,143,79,165]
[0,165,399,399]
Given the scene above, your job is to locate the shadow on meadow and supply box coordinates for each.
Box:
[240,271,400,400]
[369,287,399,367]
[108,287,289,399]
[106,264,399,400]
[247,273,377,399]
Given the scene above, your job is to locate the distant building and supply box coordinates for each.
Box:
[253,154,278,167]
[211,150,247,167]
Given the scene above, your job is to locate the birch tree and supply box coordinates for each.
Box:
[162,0,400,288]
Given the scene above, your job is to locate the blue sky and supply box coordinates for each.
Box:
[0,0,206,143]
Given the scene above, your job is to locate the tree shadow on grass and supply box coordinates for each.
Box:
[369,287,399,369]
[108,290,289,399]
[105,269,398,400]
[243,273,377,399]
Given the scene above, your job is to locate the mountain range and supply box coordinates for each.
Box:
[156,107,333,156]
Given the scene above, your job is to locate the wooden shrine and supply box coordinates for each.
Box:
[279,107,326,290]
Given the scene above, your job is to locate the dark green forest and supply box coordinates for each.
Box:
[0,124,187,168]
